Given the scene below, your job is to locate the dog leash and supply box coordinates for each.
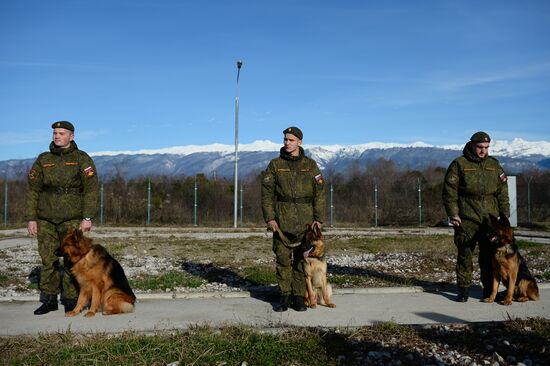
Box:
[271,227,308,248]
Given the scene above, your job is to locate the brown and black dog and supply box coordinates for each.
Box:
[303,224,336,309]
[57,229,136,317]
[484,215,539,305]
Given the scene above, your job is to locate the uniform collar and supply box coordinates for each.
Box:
[279,146,304,161]
[50,141,78,155]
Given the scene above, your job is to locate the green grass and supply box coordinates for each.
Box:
[129,270,206,291]
[0,274,10,286]
[2,327,340,366]
[515,240,545,249]
[329,274,369,287]
[242,267,276,286]
[4,319,549,366]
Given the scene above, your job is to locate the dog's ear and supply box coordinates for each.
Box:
[488,214,498,227]
[499,214,511,228]
[314,224,322,237]
[71,228,84,241]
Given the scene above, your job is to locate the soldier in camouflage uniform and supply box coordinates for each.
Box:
[25,121,99,315]
[443,131,509,302]
[261,127,326,312]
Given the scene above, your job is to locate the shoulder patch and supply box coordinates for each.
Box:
[499,172,507,183]
[28,169,38,180]
[314,174,324,185]
[84,166,95,177]
[447,174,458,185]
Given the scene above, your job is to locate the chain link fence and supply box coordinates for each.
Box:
[2,169,549,227]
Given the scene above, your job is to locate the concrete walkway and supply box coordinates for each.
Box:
[1,286,549,336]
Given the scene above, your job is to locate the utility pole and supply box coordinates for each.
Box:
[233,60,243,228]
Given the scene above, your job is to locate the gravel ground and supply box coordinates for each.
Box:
[337,320,549,366]
[1,228,549,365]
[1,228,548,299]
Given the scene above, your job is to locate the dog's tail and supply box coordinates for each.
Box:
[103,292,136,315]
[119,301,135,313]
[527,280,540,301]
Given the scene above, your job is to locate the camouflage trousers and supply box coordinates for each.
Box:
[37,219,80,301]
[272,233,306,296]
[454,219,493,292]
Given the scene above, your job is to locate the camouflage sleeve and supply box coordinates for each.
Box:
[24,158,44,221]
[442,160,460,218]
[496,165,510,218]
[261,161,276,222]
[80,153,99,219]
[311,161,326,223]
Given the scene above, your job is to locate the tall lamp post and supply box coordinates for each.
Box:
[233,60,243,228]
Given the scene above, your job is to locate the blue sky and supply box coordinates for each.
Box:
[1,0,549,161]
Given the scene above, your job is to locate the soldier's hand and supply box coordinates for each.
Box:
[27,221,38,237]
[80,219,93,232]
[450,216,462,227]
[267,220,279,232]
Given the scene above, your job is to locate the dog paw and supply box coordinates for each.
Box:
[65,311,77,317]
[327,303,336,308]
[309,304,317,309]
[84,311,96,317]
[482,298,494,303]
[502,299,513,305]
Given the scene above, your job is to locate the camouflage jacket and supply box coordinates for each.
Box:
[25,141,99,224]
[261,147,326,237]
[442,143,510,224]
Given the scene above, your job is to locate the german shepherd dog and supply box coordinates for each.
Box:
[484,215,539,305]
[302,224,336,309]
[57,229,136,317]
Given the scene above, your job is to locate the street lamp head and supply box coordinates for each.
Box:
[237,60,243,69]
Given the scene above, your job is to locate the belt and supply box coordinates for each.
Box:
[276,196,313,204]
[43,187,82,194]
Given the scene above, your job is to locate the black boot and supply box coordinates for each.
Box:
[455,286,469,302]
[34,294,58,315]
[64,298,77,313]
[274,295,290,312]
[292,295,307,312]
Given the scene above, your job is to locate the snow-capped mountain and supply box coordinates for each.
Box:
[1,138,549,180]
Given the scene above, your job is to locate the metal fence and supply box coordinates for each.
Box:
[2,175,548,227]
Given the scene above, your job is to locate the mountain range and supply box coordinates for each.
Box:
[1,138,549,180]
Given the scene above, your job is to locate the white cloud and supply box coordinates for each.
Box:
[433,61,550,91]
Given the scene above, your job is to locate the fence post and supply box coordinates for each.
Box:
[527,176,533,225]
[3,179,7,226]
[240,184,243,226]
[330,184,334,227]
[374,182,378,227]
[147,177,151,225]
[194,175,198,226]
[100,183,104,225]
[417,177,422,226]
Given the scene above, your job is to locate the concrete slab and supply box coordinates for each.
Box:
[1,287,549,336]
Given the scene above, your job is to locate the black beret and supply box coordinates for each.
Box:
[283,126,303,140]
[470,131,491,143]
[51,120,75,132]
